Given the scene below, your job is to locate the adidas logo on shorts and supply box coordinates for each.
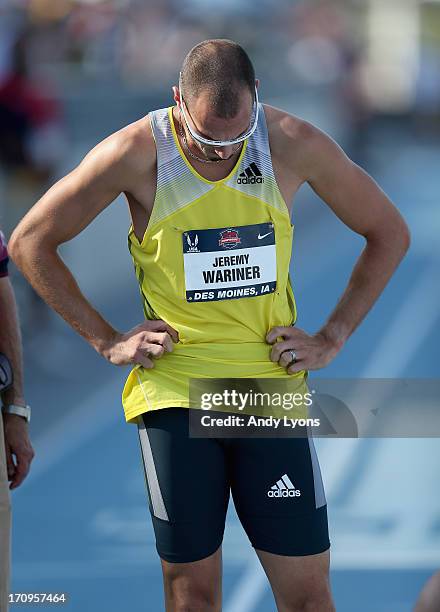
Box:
[267,474,301,498]
[237,162,264,185]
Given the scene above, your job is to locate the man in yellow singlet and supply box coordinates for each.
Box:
[10,39,409,611]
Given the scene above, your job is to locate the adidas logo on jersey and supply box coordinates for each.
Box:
[267,474,301,498]
[237,162,264,184]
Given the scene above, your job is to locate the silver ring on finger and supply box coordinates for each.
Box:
[288,349,297,365]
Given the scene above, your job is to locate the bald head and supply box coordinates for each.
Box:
[180,39,256,119]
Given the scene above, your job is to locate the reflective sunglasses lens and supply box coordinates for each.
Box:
[179,82,259,147]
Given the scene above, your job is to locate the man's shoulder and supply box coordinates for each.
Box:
[263,103,320,149]
[103,114,156,175]
[262,103,337,178]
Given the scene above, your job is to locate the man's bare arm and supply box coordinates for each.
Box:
[305,123,410,346]
[0,277,24,406]
[9,125,178,369]
[0,275,35,489]
[268,119,410,372]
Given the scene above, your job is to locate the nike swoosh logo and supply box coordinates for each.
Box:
[257,232,273,240]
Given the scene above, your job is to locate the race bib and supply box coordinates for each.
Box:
[182,222,277,302]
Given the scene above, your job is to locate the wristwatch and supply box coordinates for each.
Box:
[2,404,31,423]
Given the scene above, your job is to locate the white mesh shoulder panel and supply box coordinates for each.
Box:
[148,107,213,229]
[225,104,287,215]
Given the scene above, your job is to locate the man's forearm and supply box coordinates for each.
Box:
[11,246,117,354]
[0,278,25,405]
[318,232,410,350]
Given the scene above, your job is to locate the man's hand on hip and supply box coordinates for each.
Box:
[266,326,340,374]
[99,319,179,369]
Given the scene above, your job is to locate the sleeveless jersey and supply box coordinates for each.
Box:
[122,104,307,424]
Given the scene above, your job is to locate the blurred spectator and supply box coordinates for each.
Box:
[0,28,65,330]
[284,1,356,87]
[414,42,440,133]
[0,29,64,234]
[119,2,208,87]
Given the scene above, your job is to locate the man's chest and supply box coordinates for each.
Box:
[127,130,303,235]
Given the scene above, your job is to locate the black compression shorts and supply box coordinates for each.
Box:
[137,407,330,563]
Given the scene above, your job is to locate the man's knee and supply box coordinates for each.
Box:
[303,591,335,612]
[162,558,221,612]
[279,581,335,612]
[164,576,220,612]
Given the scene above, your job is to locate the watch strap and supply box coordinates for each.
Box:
[2,404,31,423]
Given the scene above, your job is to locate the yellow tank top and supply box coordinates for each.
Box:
[122,105,307,424]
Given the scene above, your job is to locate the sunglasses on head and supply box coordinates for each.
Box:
[178,72,259,148]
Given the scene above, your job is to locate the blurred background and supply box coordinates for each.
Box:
[1,0,439,610]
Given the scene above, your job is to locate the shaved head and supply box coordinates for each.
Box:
[180,39,256,119]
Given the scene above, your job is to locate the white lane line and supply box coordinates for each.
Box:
[225,263,439,611]
[362,262,439,378]
[322,262,440,496]
[332,549,440,569]
[224,557,268,612]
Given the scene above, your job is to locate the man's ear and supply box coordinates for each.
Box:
[255,78,260,90]
[172,85,181,106]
